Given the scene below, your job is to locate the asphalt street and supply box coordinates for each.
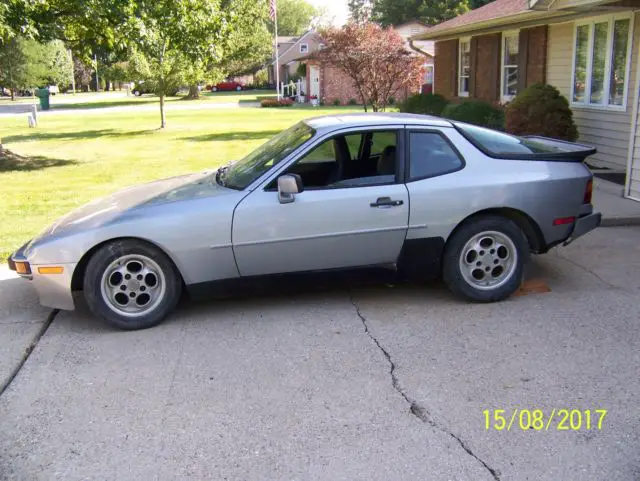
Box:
[0,226,638,481]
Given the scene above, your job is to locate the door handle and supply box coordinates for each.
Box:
[370,197,404,208]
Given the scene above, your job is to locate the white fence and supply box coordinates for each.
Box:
[277,79,306,103]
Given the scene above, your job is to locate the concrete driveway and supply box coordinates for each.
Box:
[0,227,638,481]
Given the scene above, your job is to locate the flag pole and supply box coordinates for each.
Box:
[273,1,280,100]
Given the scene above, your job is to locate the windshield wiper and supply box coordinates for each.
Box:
[215,166,229,187]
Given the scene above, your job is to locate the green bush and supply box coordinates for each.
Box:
[441,99,505,130]
[333,98,341,106]
[387,97,395,105]
[505,83,578,141]
[348,98,357,106]
[398,93,449,116]
[261,98,294,108]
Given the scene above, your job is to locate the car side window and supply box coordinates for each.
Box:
[409,131,463,180]
[276,130,399,189]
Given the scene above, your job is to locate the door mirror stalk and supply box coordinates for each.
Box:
[277,174,303,204]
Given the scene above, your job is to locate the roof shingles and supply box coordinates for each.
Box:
[423,0,529,36]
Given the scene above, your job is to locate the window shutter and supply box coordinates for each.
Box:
[453,40,459,96]
[518,29,530,93]
[490,33,501,102]
[469,37,478,97]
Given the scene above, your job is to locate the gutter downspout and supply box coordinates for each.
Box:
[409,39,433,94]
[409,39,430,58]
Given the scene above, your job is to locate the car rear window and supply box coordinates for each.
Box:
[454,122,569,155]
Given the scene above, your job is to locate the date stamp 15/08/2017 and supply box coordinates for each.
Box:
[483,409,607,431]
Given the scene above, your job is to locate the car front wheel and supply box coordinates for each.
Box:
[442,215,528,302]
[236,85,242,91]
[83,240,182,330]
[212,86,218,92]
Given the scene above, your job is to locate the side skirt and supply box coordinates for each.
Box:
[186,237,446,300]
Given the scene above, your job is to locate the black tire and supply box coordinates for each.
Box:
[442,215,529,302]
[83,239,182,330]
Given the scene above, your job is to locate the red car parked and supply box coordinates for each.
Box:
[210,81,244,92]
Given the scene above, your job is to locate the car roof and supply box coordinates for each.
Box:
[303,112,453,130]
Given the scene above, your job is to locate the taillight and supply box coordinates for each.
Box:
[553,216,576,226]
[584,178,593,204]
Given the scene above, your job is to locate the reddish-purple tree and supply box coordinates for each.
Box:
[317,23,424,112]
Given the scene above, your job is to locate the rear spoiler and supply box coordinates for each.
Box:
[519,136,597,162]
[451,122,597,162]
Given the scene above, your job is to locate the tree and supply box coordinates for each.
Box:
[348,0,373,23]
[276,0,319,36]
[125,0,227,128]
[0,38,27,99]
[372,0,470,26]
[470,0,494,9]
[0,37,72,98]
[184,0,272,99]
[317,23,424,112]
[73,57,92,91]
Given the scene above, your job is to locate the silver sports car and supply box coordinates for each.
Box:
[9,113,601,330]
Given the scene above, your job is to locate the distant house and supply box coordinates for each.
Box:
[394,21,436,91]
[268,30,324,85]
[301,21,431,105]
[412,0,640,201]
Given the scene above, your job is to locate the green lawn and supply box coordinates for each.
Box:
[0,104,359,261]
[1,89,277,111]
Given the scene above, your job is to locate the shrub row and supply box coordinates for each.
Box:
[260,98,295,108]
[398,83,578,141]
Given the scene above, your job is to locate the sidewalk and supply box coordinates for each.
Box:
[593,178,640,226]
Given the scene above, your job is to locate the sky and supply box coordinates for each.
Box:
[307,0,350,26]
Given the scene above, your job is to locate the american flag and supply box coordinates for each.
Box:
[269,0,277,21]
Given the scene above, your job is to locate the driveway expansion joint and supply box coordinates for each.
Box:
[0,308,59,397]
[349,294,501,481]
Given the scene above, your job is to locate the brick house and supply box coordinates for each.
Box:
[412,0,640,202]
[301,22,431,106]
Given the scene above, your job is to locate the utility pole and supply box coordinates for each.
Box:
[69,49,76,95]
[94,54,99,92]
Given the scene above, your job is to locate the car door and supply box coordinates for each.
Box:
[232,127,410,277]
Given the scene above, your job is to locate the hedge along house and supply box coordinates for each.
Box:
[413,0,640,202]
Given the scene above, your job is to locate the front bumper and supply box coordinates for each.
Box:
[8,243,76,311]
[563,212,602,246]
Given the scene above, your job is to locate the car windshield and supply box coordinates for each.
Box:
[220,122,314,190]
[453,122,570,155]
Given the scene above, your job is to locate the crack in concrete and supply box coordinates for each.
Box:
[349,295,500,481]
[0,309,58,397]
[554,249,635,298]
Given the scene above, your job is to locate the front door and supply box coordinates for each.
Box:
[309,65,320,99]
[232,128,409,276]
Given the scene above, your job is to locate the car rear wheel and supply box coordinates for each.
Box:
[83,240,182,330]
[442,215,528,302]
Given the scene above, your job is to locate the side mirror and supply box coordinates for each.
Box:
[277,174,303,204]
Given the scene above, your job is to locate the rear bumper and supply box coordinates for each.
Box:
[563,212,602,246]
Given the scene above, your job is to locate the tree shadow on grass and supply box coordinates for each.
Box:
[183,129,282,142]
[0,149,77,172]
[3,128,158,143]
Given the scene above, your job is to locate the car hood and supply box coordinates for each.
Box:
[32,170,231,242]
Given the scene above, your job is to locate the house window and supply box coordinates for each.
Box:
[458,39,470,97]
[501,32,519,101]
[572,15,632,108]
[300,43,309,54]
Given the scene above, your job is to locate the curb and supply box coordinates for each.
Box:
[601,217,640,227]
[0,309,58,397]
